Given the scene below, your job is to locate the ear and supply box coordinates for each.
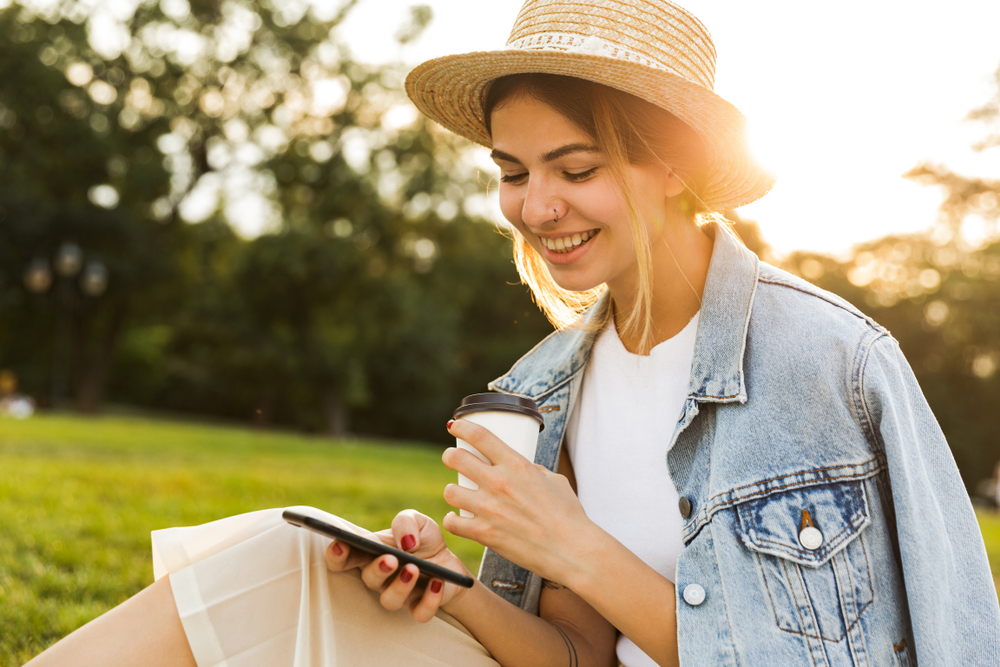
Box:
[664,169,686,198]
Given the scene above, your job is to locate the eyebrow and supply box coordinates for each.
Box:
[489,142,600,166]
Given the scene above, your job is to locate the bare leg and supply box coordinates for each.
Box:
[25,575,196,667]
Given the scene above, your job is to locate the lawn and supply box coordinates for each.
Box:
[0,413,482,666]
[3,414,1000,666]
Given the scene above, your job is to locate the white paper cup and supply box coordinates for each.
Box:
[453,393,544,518]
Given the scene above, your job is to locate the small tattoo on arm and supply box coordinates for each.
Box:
[543,579,568,591]
[552,625,579,667]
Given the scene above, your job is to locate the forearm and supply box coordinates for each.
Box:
[565,527,679,667]
[443,579,606,667]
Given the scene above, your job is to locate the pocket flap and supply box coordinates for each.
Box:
[735,479,870,568]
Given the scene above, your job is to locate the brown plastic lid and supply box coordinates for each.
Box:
[453,393,544,431]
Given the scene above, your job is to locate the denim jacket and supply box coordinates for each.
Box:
[479,224,1000,666]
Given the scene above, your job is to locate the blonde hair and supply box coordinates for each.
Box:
[485,74,716,354]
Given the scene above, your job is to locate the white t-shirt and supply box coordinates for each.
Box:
[565,313,699,667]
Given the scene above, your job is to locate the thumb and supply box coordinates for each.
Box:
[391,509,425,554]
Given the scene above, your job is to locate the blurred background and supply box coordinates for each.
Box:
[0,0,998,659]
[0,0,998,486]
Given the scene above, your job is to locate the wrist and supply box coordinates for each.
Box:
[441,576,487,620]
[561,521,621,595]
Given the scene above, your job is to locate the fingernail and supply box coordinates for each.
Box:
[379,559,394,573]
[400,567,414,584]
[331,541,343,556]
[431,580,442,594]
[400,534,416,551]
[447,419,455,429]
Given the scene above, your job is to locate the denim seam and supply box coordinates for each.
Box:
[705,460,881,506]
[756,275,888,336]
[790,556,834,646]
[854,332,890,457]
[754,551,787,642]
[718,558,742,667]
[852,534,874,666]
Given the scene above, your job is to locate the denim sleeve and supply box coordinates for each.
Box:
[860,334,1000,665]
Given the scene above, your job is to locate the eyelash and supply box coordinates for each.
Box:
[499,167,599,185]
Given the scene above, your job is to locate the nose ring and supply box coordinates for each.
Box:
[553,208,559,223]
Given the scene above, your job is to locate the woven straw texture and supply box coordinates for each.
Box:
[405,0,775,211]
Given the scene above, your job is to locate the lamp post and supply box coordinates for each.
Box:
[22,243,109,408]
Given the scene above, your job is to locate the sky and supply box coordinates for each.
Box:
[336,0,1000,257]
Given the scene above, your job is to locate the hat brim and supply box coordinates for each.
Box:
[406,49,775,211]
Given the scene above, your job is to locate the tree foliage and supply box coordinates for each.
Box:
[0,0,552,440]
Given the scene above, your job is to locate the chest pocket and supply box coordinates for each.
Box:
[735,479,873,642]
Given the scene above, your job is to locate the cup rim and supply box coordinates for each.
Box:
[453,392,544,431]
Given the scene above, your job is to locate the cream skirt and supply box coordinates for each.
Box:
[151,506,500,667]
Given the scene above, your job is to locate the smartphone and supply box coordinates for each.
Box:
[282,510,475,588]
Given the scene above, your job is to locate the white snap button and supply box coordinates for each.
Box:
[682,583,706,606]
[799,526,824,550]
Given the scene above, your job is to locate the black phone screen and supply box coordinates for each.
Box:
[282,510,475,588]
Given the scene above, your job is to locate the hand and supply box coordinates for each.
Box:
[442,419,599,585]
[323,509,473,623]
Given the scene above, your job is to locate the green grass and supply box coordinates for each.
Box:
[976,508,1000,585]
[0,413,482,666]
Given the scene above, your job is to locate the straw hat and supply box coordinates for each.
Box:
[405,0,775,211]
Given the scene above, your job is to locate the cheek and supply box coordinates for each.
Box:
[498,187,524,228]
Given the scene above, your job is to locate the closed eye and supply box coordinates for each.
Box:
[500,172,527,184]
[499,167,598,185]
[564,167,598,182]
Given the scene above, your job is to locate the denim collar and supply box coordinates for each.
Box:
[489,223,760,405]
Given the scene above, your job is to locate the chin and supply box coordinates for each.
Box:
[548,270,604,294]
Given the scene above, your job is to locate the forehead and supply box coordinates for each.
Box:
[490,97,594,157]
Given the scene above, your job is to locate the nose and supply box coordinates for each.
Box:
[521,175,565,229]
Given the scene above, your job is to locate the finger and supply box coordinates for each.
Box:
[371,527,399,547]
[443,483,479,516]
[379,563,420,611]
[324,540,372,572]
[442,511,479,541]
[441,447,494,487]
[360,554,398,591]
[391,510,423,554]
[411,578,445,624]
[447,419,520,467]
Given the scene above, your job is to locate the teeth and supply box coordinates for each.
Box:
[541,230,596,253]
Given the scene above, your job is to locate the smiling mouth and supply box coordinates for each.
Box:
[539,230,599,254]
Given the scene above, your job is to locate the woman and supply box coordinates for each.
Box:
[26,1,1000,666]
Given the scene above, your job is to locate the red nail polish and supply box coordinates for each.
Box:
[431,580,442,594]
[400,534,416,551]
[447,419,455,429]
[379,559,393,573]
[331,541,343,556]
[400,567,414,584]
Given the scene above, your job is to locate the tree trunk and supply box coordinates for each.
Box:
[74,302,128,414]
[323,387,348,438]
[253,391,275,428]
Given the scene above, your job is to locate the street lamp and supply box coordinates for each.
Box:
[24,258,53,293]
[23,243,109,408]
[81,261,108,297]
[55,243,83,278]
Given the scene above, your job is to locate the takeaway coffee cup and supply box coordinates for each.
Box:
[452,393,545,518]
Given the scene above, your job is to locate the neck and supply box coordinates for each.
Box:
[609,217,713,354]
